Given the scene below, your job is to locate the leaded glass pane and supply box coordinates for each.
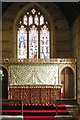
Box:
[23,15,27,25]
[29,25,38,59]
[29,15,33,25]
[17,25,27,59]
[40,15,44,25]
[31,9,36,14]
[40,25,50,59]
[34,15,39,25]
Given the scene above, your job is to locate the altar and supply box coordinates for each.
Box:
[9,85,61,105]
[8,60,62,105]
[1,58,76,103]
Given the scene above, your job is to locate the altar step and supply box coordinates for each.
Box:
[56,99,78,105]
[56,99,79,116]
[0,115,73,120]
[0,115,23,120]
[66,104,79,115]
[1,99,79,117]
[23,104,67,110]
[23,116,54,120]
[23,103,79,116]
[55,115,73,120]
[1,104,78,116]
[23,104,69,116]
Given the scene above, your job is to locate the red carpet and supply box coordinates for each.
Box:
[23,109,68,113]
[1,99,78,120]
[23,116,54,120]
[1,103,69,119]
[23,104,68,120]
[0,110,22,112]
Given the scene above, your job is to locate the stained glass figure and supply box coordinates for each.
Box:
[34,15,39,25]
[29,15,33,25]
[29,25,38,59]
[23,15,27,25]
[40,15,44,25]
[17,25,27,59]
[40,25,50,59]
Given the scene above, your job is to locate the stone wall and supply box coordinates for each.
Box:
[71,17,80,98]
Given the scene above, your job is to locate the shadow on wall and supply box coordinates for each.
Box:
[0,67,8,99]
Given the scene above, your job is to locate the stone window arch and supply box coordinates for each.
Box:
[13,3,54,59]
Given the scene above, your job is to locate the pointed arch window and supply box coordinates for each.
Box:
[17,8,50,59]
[40,25,50,58]
[40,15,44,25]
[17,25,27,59]
[29,25,38,59]
[23,15,27,25]
[29,15,33,25]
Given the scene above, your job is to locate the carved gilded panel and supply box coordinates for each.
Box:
[9,64,58,85]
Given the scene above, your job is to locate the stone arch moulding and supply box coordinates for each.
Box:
[1,66,8,99]
[13,2,54,59]
[59,64,76,98]
[0,65,8,72]
[1,65,9,87]
[1,65,8,83]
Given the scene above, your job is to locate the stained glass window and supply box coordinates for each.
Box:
[17,8,50,59]
[29,26,38,59]
[17,25,27,59]
[34,15,39,25]
[31,9,36,14]
[40,25,50,59]
[40,15,44,25]
[23,15,27,25]
[29,15,33,25]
